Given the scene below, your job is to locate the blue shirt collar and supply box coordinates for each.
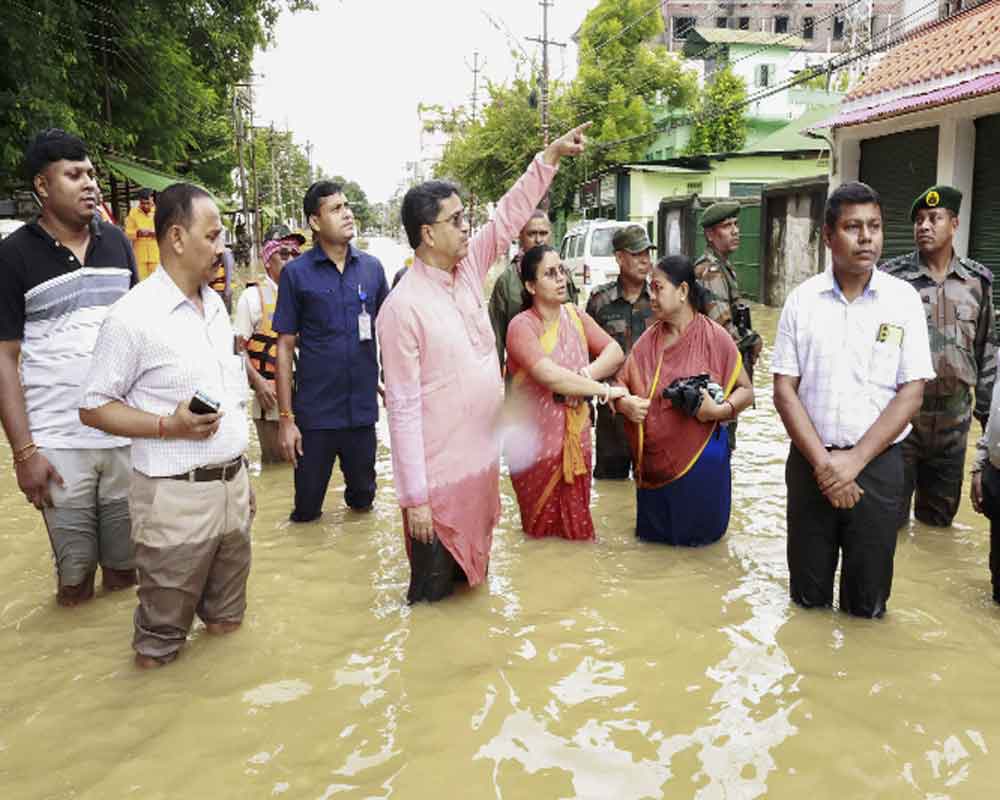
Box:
[308,242,359,268]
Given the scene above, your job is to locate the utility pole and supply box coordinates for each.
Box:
[235,81,261,273]
[527,0,566,147]
[269,124,283,226]
[232,90,250,261]
[465,50,484,122]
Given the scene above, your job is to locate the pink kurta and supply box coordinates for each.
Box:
[377,153,557,585]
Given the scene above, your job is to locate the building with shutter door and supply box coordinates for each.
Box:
[814,0,1000,263]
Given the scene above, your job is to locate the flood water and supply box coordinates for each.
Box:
[3,284,1000,799]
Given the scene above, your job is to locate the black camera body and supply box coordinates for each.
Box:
[662,373,718,416]
[733,303,752,337]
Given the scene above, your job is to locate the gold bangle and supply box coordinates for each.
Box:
[13,445,38,464]
[13,440,35,455]
[279,410,295,419]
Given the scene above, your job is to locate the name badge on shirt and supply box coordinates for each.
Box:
[871,323,904,386]
[358,309,372,341]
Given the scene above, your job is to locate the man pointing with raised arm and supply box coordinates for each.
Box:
[377,123,590,604]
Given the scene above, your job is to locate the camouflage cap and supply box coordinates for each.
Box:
[910,185,962,221]
[700,201,740,229]
[264,223,306,245]
[612,224,655,253]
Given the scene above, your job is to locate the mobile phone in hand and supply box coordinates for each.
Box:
[189,390,221,415]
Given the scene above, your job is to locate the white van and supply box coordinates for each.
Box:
[559,219,632,306]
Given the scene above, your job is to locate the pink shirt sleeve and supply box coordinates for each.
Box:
[465,154,557,282]
[376,302,429,508]
[581,310,613,358]
[506,312,546,372]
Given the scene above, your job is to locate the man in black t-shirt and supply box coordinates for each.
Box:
[0,129,137,606]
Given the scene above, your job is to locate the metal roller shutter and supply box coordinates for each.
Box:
[969,114,1000,308]
[860,126,939,261]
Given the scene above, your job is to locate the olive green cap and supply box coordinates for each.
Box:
[612,224,655,254]
[910,185,962,221]
[700,201,741,229]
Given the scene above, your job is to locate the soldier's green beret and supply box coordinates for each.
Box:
[612,224,655,253]
[700,201,741,229]
[910,185,962,221]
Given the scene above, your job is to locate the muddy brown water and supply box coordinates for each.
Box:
[2,303,999,799]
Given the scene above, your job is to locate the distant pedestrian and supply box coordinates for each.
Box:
[392,257,412,289]
[0,129,136,606]
[273,181,389,522]
[81,182,254,668]
[125,187,159,280]
[586,224,655,479]
[235,231,305,463]
[488,210,578,383]
[882,185,997,528]
[772,182,934,618]
[377,122,590,604]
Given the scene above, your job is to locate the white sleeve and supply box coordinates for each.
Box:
[897,282,936,384]
[770,289,801,377]
[233,287,258,340]
[80,315,143,409]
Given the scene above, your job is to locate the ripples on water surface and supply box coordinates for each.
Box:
[3,305,1000,799]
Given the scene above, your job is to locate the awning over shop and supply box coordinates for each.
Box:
[811,72,1000,131]
[102,155,185,192]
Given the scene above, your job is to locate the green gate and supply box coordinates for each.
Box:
[969,114,1000,309]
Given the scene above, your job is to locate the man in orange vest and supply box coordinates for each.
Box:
[234,230,305,462]
[125,188,159,280]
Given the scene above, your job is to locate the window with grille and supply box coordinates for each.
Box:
[674,17,696,39]
[775,15,789,34]
[803,17,815,39]
[833,16,845,39]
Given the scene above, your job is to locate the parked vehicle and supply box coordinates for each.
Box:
[0,219,24,240]
[559,219,632,306]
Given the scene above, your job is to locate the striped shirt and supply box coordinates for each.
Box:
[81,267,249,477]
[0,220,135,448]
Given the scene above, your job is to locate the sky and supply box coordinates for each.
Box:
[253,0,599,203]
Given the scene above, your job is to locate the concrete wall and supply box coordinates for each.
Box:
[763,189,826,306]
[831,92,999,257]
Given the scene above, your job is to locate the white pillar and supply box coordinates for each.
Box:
[830,132,861,191]
[936,117,975,257]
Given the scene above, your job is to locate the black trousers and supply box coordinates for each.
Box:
[290,426,377,522]
[594,404,632,479]
[785,443,902,618]
[977,461,1000,601]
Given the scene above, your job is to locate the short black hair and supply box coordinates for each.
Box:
[137,188,153,200]
[519,244,559,312]
[401,180,459,249]
[825,181,882,228]
[303,181,344,220]
[24,129,88,180]
[154,183,212,246]
[653,254,707,314]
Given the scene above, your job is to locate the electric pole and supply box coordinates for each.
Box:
[527,0,566,147]
[235,82,261,273]
[465,50,484,122]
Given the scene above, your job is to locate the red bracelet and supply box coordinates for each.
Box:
[157,416,166,439]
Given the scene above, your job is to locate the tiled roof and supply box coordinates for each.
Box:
[848,1,1000,101]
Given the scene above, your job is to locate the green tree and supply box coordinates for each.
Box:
[0,0,314,196]
[685,66,749,155]
[249,127,313,230]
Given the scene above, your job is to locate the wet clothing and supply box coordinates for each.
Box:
[124,205,159,281]
[290,426,377,521]
[786,443,902,618]
[976,461,1000,602]
[129,463,252,661]
[615,314,741,545]
[377,152,557,592]
[505,304,611,540]
[489,255,579,376]
[636,428,731,546]
[881,251,997,527]
[772,267,935,618]
[585,278,653,478]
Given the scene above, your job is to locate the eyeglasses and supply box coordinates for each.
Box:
[430,209,466,230]
[541,265,569,280]
[277,247,300,259]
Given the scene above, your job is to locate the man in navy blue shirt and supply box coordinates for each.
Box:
[273,181,389,521]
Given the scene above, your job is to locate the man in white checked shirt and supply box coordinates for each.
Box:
[772,182,934,619]
[80,183,255,668]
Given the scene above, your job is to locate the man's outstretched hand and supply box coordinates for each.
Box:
[543,122,592,166]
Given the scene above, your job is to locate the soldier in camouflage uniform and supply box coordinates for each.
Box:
[882,184,997,528]
[693,202,763,450]
[489,210,578,385]
[586,225,654,478]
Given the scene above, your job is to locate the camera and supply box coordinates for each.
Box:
[733,303,752,336]
[662,374,725,417]
[189,390,221,415]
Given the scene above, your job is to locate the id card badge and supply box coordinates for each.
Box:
[358,308,372,341]
[871,323,903,386]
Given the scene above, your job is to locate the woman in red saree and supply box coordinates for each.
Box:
[504,246,627,540]
[615,255,754,545]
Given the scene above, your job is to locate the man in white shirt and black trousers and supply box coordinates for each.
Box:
[81,183,255,668]
[772,182,935,618]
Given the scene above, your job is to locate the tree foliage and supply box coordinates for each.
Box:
[685,66,749,155]
[248,126,312,230]
[433,0,697,215]
[0,0,314,195]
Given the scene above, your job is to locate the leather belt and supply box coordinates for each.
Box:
[164,455,245,483]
